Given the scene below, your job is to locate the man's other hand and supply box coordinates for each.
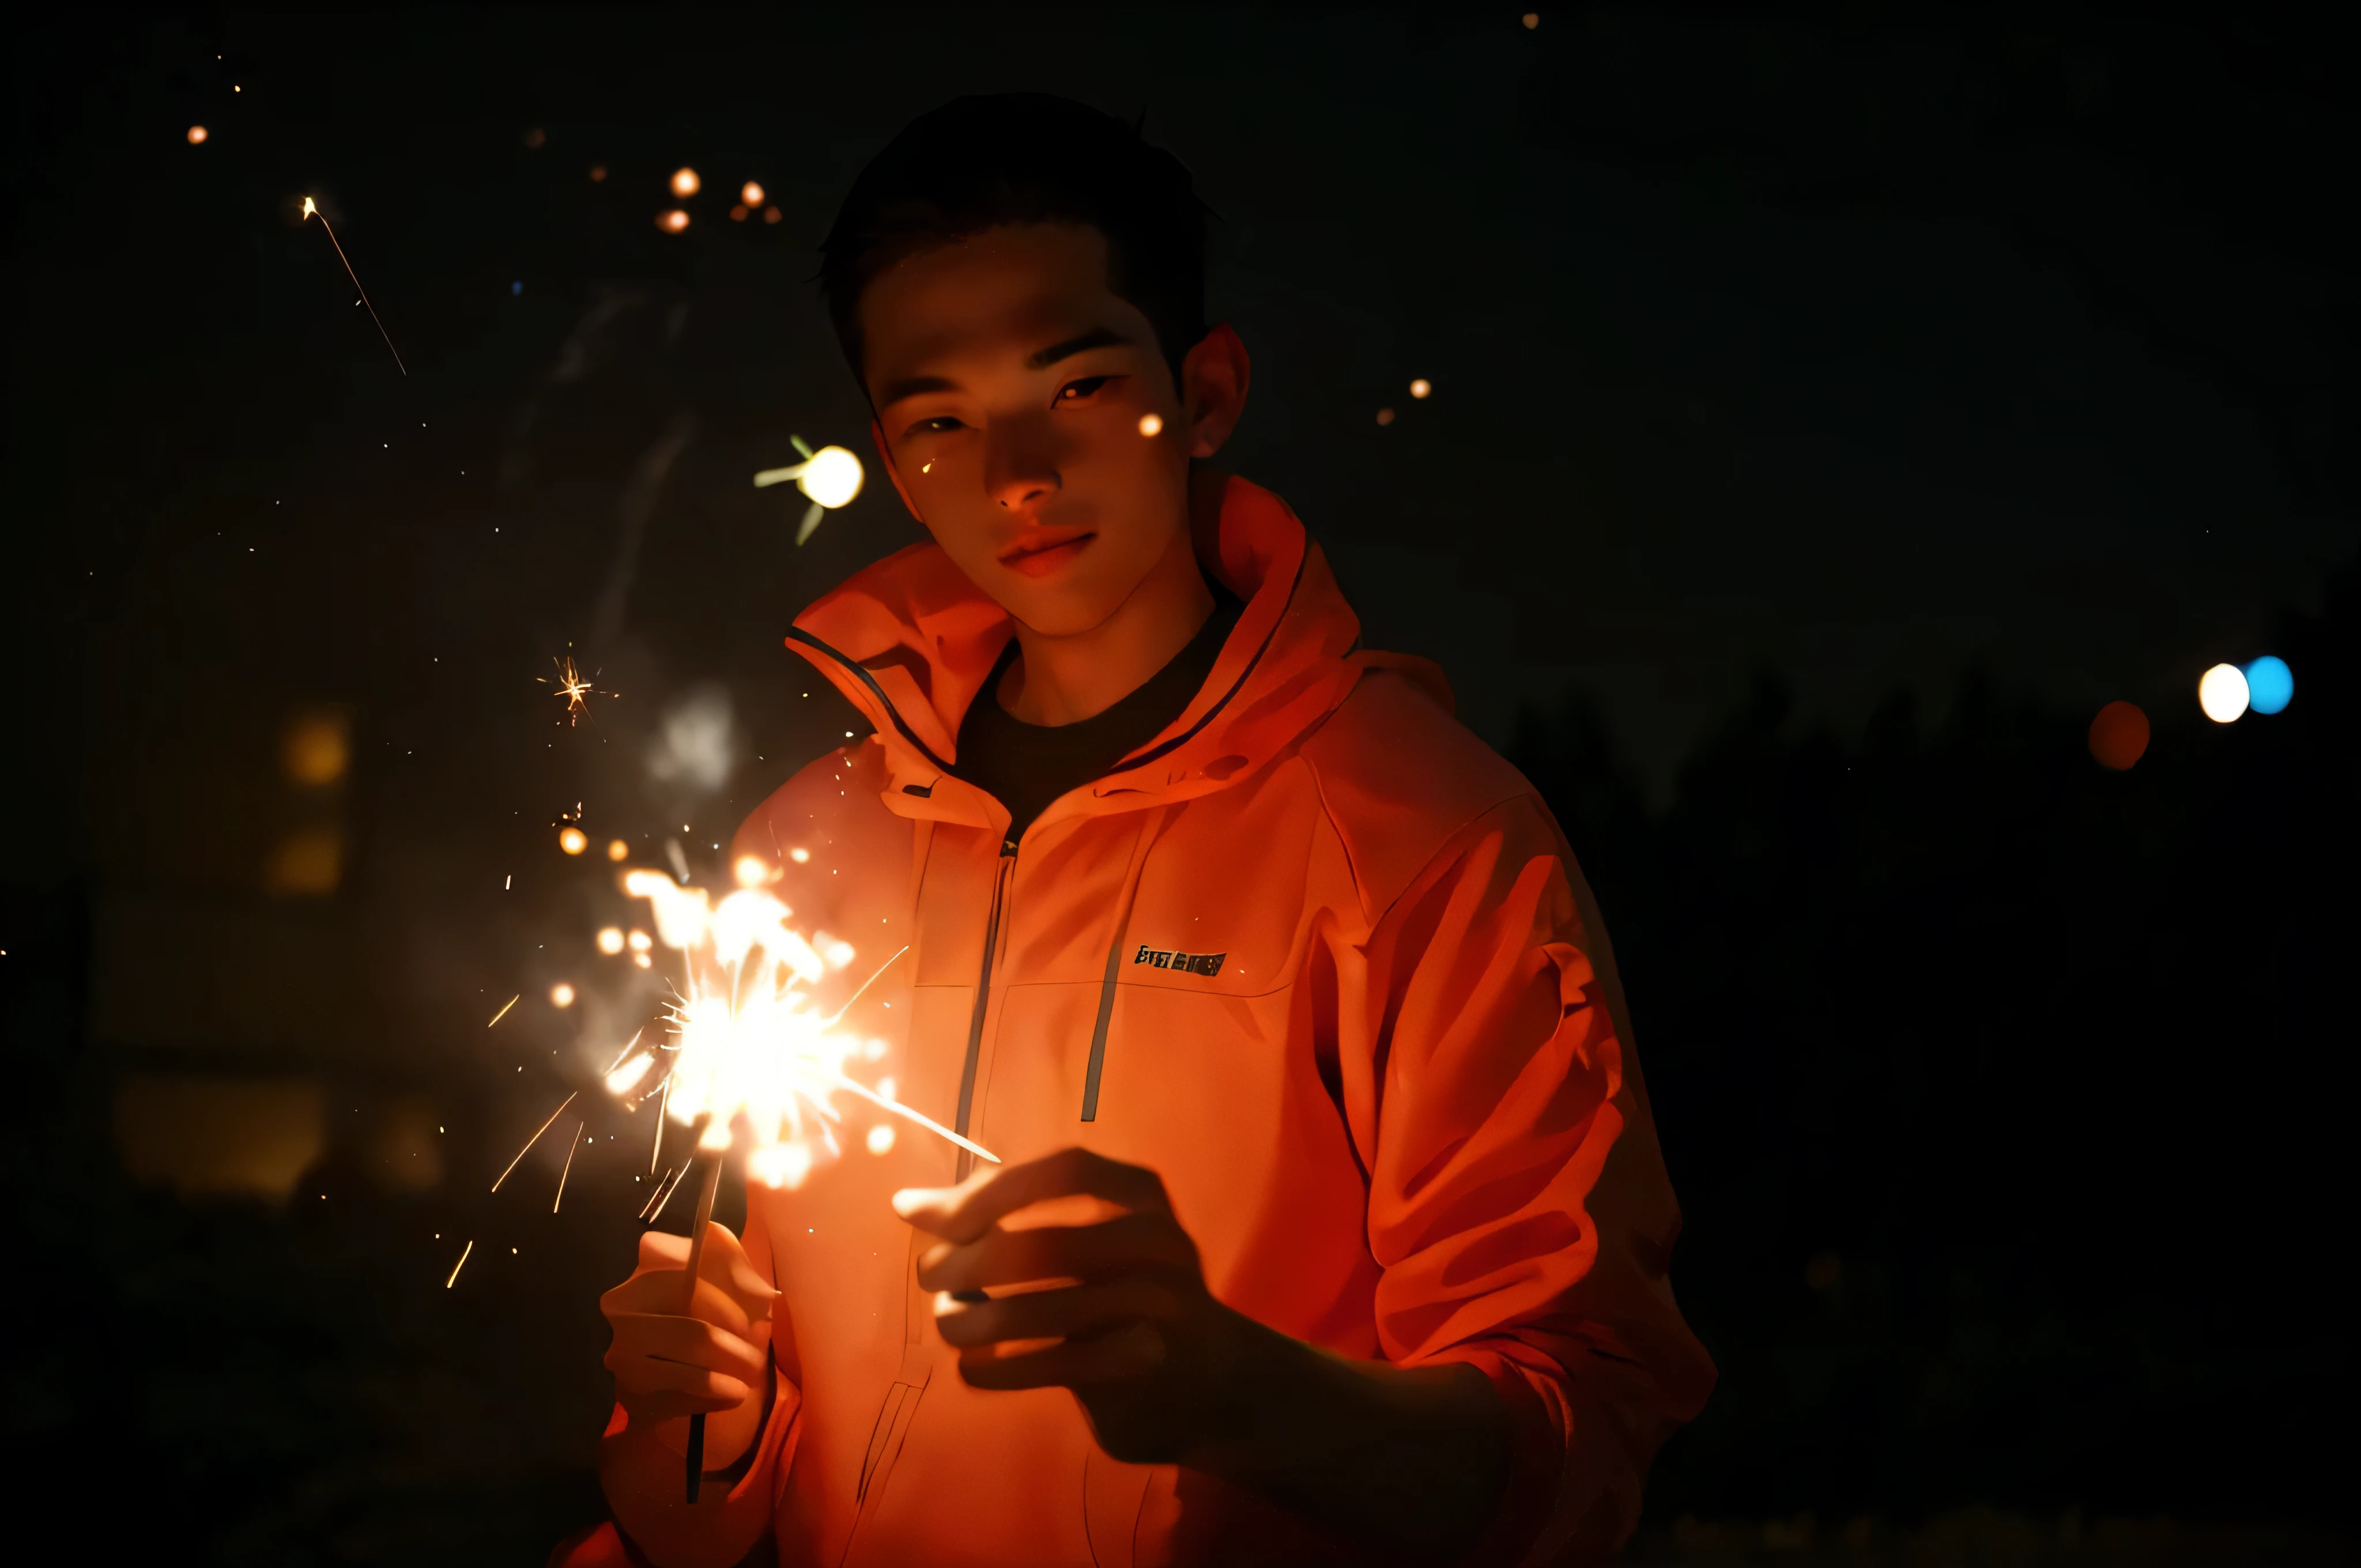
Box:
[894,1147,1257,1464]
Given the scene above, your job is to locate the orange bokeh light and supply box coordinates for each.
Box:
[763,205,782,225]
[741,181,765,206]
[2088,701,2151,771]
[671,167,700,198]
[187,125,209,145]
[559,827,588,855]
[606,838,629,861]
[730,203,749,222]
[657,209,689,233]
[550,983,576,1008]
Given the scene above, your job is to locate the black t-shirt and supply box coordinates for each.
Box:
[955,589,1244,850]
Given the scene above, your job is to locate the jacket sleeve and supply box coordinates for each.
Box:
[596,1192,805,1568]
[1331,796,1714,1567]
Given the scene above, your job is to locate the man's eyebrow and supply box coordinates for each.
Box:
[1024,326,1131,370]
[876,372,960,408]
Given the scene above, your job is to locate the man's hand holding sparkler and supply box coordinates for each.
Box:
[600,1222,779,1469]
[896,1147,1514,1564]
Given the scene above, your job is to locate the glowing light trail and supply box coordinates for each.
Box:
[445,1239,474,1288]
[491,1091,579,1192]
[487,994,519,1028]
[300,197,406,375]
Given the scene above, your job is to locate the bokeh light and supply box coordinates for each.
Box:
[734,854,768,888]
[730,204,749,222]
[657,209,690,233]
[590,165,607,182]
[2198,663,2249,723]
[789,847,810,864]
[763,206,782,224]
[550,983,576,1008]
[282,713,350,786]
[187,125,208,145]
[1376,408,1396,425]
[670,167,700,197]
[627,929,653,953]
[1138,413,1163,437]
[596,926,625,955]
[559,826,588,855]
[2087,701,2150,771]
[741,180,765,206]
[1409,378,1432,399]
[606,838,629,861]
[2244,655,2294,715]
[866,1123,896,1155]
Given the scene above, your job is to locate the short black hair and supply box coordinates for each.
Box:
[819,94,1211,387]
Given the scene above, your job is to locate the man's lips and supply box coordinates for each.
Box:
[997,526,1095,578]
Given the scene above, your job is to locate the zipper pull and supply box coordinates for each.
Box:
[1001,838,1017,857]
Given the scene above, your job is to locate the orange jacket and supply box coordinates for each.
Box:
[597,476,1714,1567]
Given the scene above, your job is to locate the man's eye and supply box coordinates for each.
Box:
[1055,376,1117,405]
[908,416,965,436]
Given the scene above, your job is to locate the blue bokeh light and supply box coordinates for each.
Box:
[2245,655,2294,715]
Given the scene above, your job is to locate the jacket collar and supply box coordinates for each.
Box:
[785,472,1380,832]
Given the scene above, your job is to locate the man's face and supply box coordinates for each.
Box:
[859,224,1203,636]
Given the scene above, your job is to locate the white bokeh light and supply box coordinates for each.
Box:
[2198,663,2250,723]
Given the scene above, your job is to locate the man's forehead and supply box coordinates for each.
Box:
[861,225,1140,374]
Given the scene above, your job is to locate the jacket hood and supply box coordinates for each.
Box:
[785,472,1438,832]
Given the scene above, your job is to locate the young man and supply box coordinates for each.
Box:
[572,95,1711,1568]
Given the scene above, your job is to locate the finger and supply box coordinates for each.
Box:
[958,1322,1167,1391]
[605,1311,765,1385]
[932,1276,1182,1350]
[695,1222,779,1321]
[602,1272,757,1339]
[613,1359,754,1420]
[893,1147,1170,1243]
[915,1212,1198,1294]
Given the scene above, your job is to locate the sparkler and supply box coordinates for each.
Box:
[753,436,865,545]
[614,863,993,1502]
[299,197,406,375]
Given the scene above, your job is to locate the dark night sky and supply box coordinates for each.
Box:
[9,7,2352,828]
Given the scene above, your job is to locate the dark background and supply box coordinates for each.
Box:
[3,6,2351,1562]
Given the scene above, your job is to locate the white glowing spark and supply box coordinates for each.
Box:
[753,436,865,545]
[614,869,989,1188]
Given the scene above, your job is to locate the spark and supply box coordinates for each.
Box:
[753,436,865,545]
[487,994,519,1027]
[300,197,406,375]
[491,1091,579,1192]
[538,654,612,725]
[553,1123,580,1212]
[614,869,986,1193]
[639,1166,677,1220]
[446,1239,475,1287]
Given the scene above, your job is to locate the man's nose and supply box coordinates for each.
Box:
[983,420,1061,512]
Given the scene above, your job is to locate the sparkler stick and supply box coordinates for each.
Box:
[677,1115,727,1503]
[300,197,406,375]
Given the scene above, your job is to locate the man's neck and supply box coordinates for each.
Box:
[997,525,1216,727]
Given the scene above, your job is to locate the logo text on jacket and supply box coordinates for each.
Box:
[1134,944,1227,977]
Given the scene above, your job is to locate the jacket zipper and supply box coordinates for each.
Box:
[952,839,1016,1182]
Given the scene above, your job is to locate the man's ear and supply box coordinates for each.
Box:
[1180,324,1251,459]
[872,417,926,525]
